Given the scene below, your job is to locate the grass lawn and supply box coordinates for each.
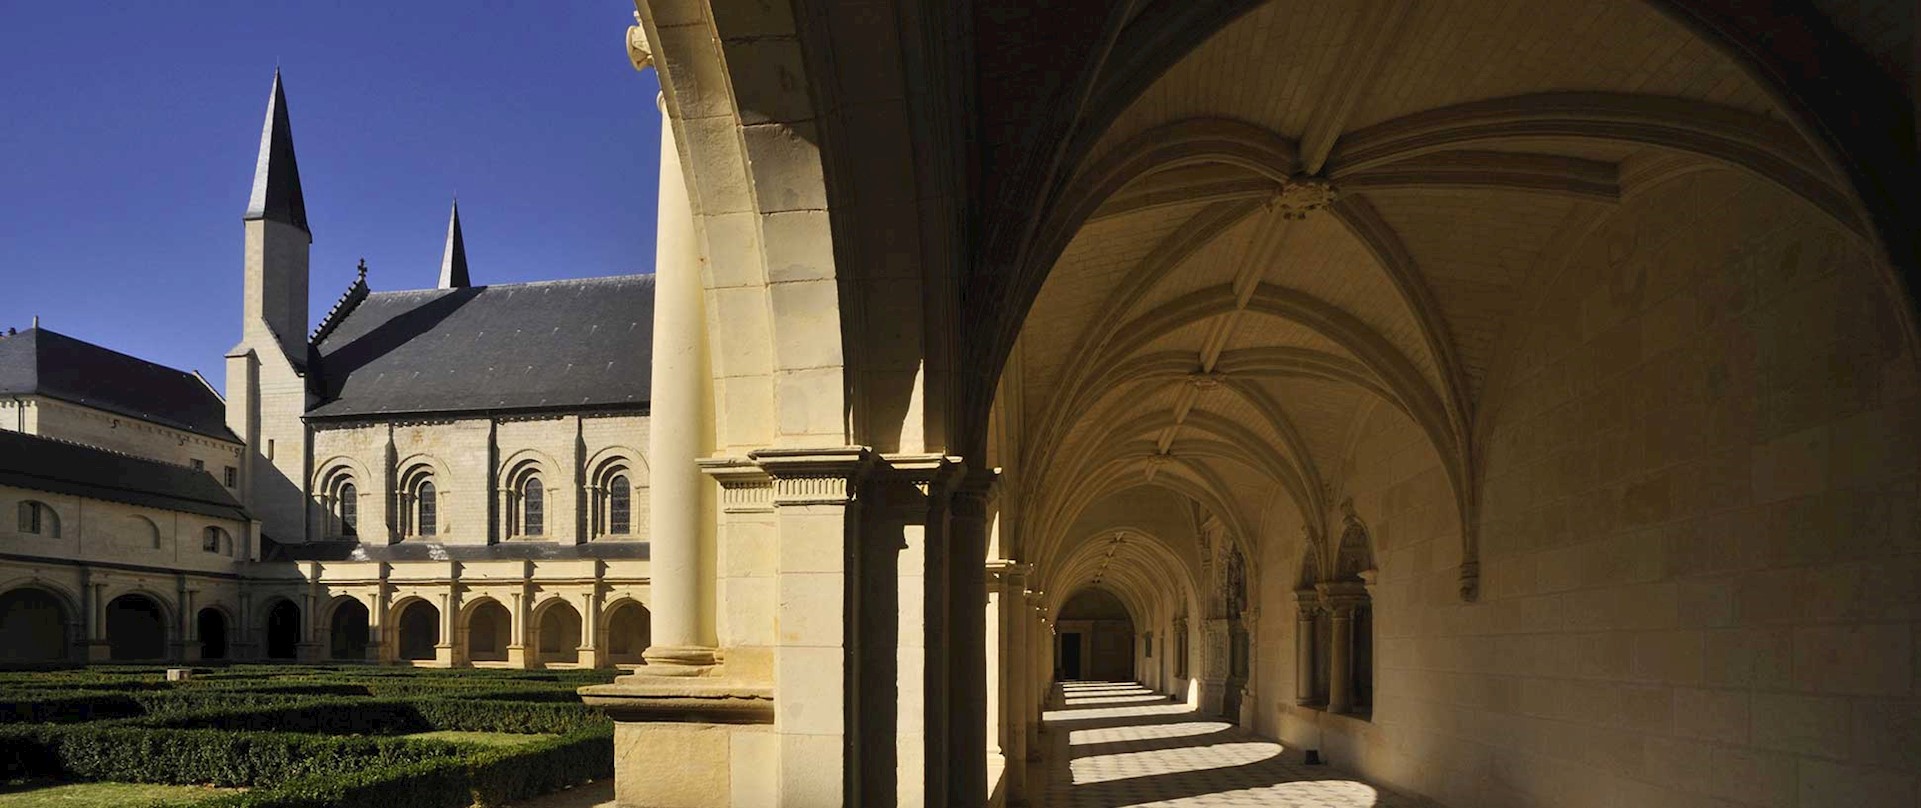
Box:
[401,729,558,747]
[0,782,239,807]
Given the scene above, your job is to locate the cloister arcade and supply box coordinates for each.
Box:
[0,581,651,670]
[604,0,1920,805]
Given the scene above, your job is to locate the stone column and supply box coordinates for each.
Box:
[641,89,717,673]
[436,591,458,668]
[1294,591,1317,706]
[881,456,958,808]
[507,591,529,668]
[1327,604,1353,714]
[578,589,603,668]
[1025,595,1046,763]
[947,473,992,808]
[1199,618,1230,716]
[988,562,1031,806]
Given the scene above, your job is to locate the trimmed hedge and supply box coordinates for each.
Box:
[136,696,608,736]
[0,724,466,787]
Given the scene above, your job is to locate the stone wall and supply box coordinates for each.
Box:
[310,412,649,547]
[1260,170,1921,807]
[0,397,242,488]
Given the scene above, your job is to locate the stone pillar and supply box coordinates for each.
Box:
[988,562,1031,806]
[1294,591,1317,706]
[1199,618,1230,716]
[882,456,958,808]
[947,474,992,808]
[578,589,603,668]
[507,591,529,668]
[1025,595,1046,763]
[370,580,391,664]
[436,591,458,668]
[1319,582,1366,715]
[181,589,201,662]
[641,89,717,673]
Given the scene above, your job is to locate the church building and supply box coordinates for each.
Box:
[0,71,656,669]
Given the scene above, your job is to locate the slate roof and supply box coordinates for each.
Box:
[0,431,247,521]
[307,275,655,419]
[259,538,648,563]
[0,328,239,443]
[243,69,309,235]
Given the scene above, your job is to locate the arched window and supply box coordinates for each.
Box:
[608,474,630,535]
[522,478,544,536]
[202,526,230,555]
[338,482,358,537]
[129,516,161,549]
[416,480,437,537]
[17,501,60,538]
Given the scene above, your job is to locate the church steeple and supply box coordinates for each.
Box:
[438,199,470,289]
[243,68,310,237]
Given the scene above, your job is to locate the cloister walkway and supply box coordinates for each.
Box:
[1033,681,1438,808]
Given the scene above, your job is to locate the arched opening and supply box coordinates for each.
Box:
[264,599,300,660]
[16,501,60,537]
[329,599,370,661]
[197,608,228,660]
[1056,588,1135,681]
[604,601,650,665]
[466,600,511,662]
[395,600,440,661]
[0,587,69,663]
[536,601,582,665]
[105,594,166,661]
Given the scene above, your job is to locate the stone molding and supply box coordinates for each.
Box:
[747,447,877,506]
[697,456,772,514]
[580,678,772,725]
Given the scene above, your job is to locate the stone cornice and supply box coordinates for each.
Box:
[747,446,877,506]
[579,678,773,725]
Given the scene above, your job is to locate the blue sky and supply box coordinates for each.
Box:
[0,2,662,388]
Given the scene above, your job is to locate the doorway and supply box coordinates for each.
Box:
[1061,632,1083,679]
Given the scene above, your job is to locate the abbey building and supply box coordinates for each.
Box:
[0,71,655,669]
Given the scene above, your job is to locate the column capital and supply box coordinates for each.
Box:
[985,559,1032,589]
[747,446,878,505]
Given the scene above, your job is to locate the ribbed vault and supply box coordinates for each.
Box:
[987,0,1880,608]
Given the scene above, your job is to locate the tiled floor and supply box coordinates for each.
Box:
[1033,681,1436,807]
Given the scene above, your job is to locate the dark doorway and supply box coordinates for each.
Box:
[197,609,227,660]
[329,600,370,661]
[105,594,166,660]
[265,600,300,659]
[1061,632,1083,679]
[0,588,69,663]
[397,601,440,661]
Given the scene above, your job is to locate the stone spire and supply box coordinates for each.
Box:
[243,69,309,237]
[438,199,470,289]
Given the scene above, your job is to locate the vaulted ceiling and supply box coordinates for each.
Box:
[987,0,1875,602]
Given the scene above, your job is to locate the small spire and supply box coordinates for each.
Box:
[438,198,470,289]
[243,69,310,236]
[357,258,368,280]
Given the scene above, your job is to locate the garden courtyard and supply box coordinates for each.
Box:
[0,665,619,807]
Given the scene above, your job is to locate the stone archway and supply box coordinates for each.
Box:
[1057,588,1136,681]
[536,601,582,665]
[395,600,440,662]
[0,588,70,663]
[329,599,370,661]
[466,600,511,663]
[197,608,228,661]
[105,594,167,661]
[603,601,650,666]
[264,599,301,660]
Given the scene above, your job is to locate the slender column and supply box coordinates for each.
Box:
[1294,592,1317,705]
[990,563,1031,805]
[641,89,715,671]
[508,591,529,668]
[1327,604,1354,715]
[946,474,992,808]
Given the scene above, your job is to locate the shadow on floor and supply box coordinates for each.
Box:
[1032,681,1437,808]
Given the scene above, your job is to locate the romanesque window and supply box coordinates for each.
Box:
[321,471,359,539]
[202,526,230,554]
[590,461,637,538]
[522,477,544,536]
[338,483,358,537]
[399,465,439,539]
[608,474,630,534]
[416,480,437,537]
[16,501,58,537]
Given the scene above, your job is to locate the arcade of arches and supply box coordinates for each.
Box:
[594,0,1920,806]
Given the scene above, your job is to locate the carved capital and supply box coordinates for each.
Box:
[748,447,877,506]
[985,559,1032,589]
[625,15,653,72]
[698,456,772,513]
